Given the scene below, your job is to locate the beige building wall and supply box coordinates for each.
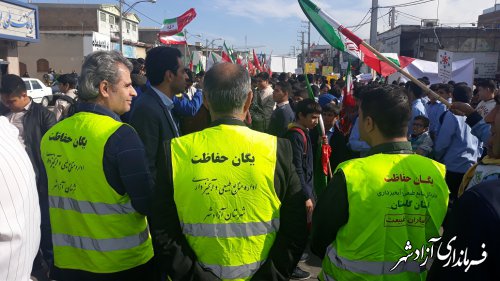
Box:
[136,46,147,59]
[0,40,20,75]
[18,32,86,80]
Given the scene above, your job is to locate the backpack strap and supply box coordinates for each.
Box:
[289,127,308,155]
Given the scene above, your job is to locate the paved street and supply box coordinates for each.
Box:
[298,247,322,281]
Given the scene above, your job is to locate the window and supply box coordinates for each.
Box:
[24,81,31,90]
[109,15,115,25]
[132,24,136,31]
[31,80,42,90]
[36,58,49,72]
[100,12,106,22]
[126,22,130,30]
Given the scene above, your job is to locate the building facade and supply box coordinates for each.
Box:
[18,3,150,80]
[376,24,500,79]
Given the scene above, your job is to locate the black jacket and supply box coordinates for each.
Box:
[129,87,179,183]
[427,179,500,281]
[151,118,308,281]
[285,126,314,201]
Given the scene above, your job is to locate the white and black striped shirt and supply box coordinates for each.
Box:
[0,116,41,281]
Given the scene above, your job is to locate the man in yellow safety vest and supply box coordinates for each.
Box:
[311,85,449,281]
[40,51,154,280]
[151,63,308,281]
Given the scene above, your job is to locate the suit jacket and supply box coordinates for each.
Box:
[129,87,179,183]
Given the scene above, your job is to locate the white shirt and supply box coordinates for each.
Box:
[0,116,40,281]
[476,99,496,118]
[5,101,32,148]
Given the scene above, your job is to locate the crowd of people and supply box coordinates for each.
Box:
[0,46,498,281]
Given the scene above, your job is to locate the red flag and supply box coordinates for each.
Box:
[253,49,262,72]
[321,142,332,176]
[188,52,194,71]
[221,51,232,63]
[247,60,255,75]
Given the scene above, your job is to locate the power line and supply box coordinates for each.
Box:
[121,0,163,26]
[379,0,435,8]
[346,8,372,29]
[349,10,392,32]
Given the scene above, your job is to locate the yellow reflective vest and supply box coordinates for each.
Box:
[41,112,153,273]
[171,124,281,281]
[320,153,449,281]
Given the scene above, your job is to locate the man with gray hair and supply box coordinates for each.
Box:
[40,51,155,280]
[151,63,308,280]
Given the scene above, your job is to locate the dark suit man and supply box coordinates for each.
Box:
[129,46,187,280]
[129,46,187,183]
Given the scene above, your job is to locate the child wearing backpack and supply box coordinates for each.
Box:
[285,98,322,280]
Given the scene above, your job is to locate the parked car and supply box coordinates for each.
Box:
[22,78,53,105]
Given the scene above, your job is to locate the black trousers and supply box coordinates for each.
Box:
[52,258,156,281]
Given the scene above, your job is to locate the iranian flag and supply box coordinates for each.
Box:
[221,51,233,63]
[298,0,414,76]
[211,52,223,63]
[223,42,235,63]
[159,31,187,45]
[343,60,355,107]
[159,8,197,36]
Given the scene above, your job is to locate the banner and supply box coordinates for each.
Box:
[388,58,475,88]
[322,66,333,76]
[438,50,453,83]
[305,63,316,74]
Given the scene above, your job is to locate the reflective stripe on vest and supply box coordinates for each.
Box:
[200,260,265,280]
[325,245,427,275]
[181,218,279,238]
[49,196,135,215]
[52,227,149,252]
[321,270,336,281]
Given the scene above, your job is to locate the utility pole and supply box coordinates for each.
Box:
[390,7,396,29]
[370,0,378,46]
[307,21,311,62]
[119,0,124,53]
[301,31,305,70]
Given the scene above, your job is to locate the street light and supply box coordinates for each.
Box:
[205,38,223,57]
[119,0,156,54]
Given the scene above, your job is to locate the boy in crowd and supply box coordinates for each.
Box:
[409,115,433,157]
[285,98,322,280]
[268,81,295,137]
[476,79,497,118]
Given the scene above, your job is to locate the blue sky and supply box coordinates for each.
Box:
[28,0,495,56]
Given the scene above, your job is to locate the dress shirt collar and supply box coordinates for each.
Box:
[151,86,174,110]
[277,100,289,108]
